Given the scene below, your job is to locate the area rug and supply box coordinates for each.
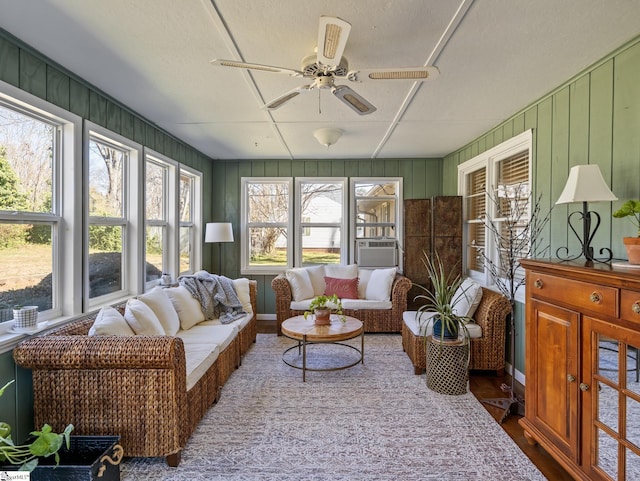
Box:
[121,334,546,480]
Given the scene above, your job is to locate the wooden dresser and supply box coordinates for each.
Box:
[519,259,640,481]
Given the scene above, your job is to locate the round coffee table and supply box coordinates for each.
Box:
[281,315,364,381]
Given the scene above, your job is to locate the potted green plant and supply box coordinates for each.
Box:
[613,199,640,264]
[0,380,74,471]
[413,253,471,343]
[304,294,345,325]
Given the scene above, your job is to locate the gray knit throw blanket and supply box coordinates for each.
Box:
[178,272,246,323]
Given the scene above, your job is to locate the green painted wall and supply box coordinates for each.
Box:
[443,35,640,375]
[0,29,215,441]
[213,158,443,315]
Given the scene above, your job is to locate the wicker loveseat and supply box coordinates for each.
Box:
[13,279,257,467]
[271,265,412,335]
[401,287,511,374]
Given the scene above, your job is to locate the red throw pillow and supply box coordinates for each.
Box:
[324,276,359,299]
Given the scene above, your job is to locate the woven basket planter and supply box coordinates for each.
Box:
[425,336,470,395]
[13,306,38,330]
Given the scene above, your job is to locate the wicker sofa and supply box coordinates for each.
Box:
[271,265,412,335]
[401,287,511,374]
[13,279,257,467]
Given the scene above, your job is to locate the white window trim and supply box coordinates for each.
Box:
[85,122,144,308]
[294,177,347,266]
[179,163,203,275]
[457,129,532,303]
[241,177,293,275]
[0,80,82,348]
[350,177,403,271]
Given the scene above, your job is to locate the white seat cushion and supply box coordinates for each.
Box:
[341,299,392,310]
[402,311,482,339]
[199,312,252,331]
[177,324,237,351]
[181,342,220,391]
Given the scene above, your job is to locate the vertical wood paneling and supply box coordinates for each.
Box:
[0,36,20,86]
[569,76,590,166]
[121,110,135,140]
[589,60,615,255]
[384,159,399,177]
[343,160,359,178]
[264,160,278,177]
[330,160,345,177]
[46,66,70,110]
[278,159,292,177]
[399,159,414,198]
[550,86,571,251]
[411,159,427,198]
[89,90,107,126]
[358,159,372,177]
[19,50,46,99]
[106,102,121,134]
[535,98,553,249]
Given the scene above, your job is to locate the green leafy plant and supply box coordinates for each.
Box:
[304,294,345,322]
[412,252,471,343]
[0,380,74,471]
[613,200,640,237]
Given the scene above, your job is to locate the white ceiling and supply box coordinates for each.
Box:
[2,0,640,161]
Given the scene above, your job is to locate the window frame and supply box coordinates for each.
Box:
[241,178,293,275]
[457,129,532,303]
[0,80,82,343]
[84,122,143,309]
[178,164,203,276]
[294,177,347,266]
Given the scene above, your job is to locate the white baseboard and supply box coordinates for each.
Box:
[257,314,276,321]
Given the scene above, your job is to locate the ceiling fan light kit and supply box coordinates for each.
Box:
[314,128,343,148]
[211,15,439,116]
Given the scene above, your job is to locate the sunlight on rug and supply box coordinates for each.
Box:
[121,334,546,480]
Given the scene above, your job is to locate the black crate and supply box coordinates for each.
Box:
[3,435,121,481]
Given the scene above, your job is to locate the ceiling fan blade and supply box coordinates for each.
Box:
[332,85,376,115]
[346,66,440,82]
[210,59,303,77]
[317,16,351,68]
[262,85,312,111]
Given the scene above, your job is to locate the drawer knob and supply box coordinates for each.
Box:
[567,374,576,382]
[534,279,543,289]
[590,292,602,304]
[633,301,640,315]
[580,383,590,392]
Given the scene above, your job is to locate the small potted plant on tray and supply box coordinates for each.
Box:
[613,199,640,264]
[0,380,74,471]
[304,294,345,325]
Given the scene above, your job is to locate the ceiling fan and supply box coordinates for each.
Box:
[211,16,439,116]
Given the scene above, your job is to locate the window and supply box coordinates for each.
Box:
[241,179,293,273]
[86,127,142,305]
[0,82,81,328]
[179,166,201,276]
[295,179,346,266]
[458,130,532,301]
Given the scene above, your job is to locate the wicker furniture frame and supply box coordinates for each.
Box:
[401,287,511,374]
[271,273,412,335]
[13,280,257,467]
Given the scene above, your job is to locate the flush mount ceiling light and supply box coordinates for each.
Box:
[313,128,343,148]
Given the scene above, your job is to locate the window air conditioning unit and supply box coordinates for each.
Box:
[357,240,397,268]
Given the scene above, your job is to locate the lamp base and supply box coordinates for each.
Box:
[556,203,612,263]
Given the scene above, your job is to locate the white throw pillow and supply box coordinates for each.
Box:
[88,306,135,336]
[357,269,373,299]
[124,298,165,335]
[233,278,253,315]
[138,287,181,335]
[451,278,483,318]
[324,264,358,279]
[306,265,326,296]
[365,267,397,301]
[164,285,206,330]
[286,268,314,301]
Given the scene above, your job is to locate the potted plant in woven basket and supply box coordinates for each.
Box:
[613,199,640,264]
[412,252,472,395]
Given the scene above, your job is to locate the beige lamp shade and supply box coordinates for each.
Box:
[205,222,234,243]
[556,164,617,204]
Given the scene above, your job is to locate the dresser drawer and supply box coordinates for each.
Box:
[527,272,618,317]
[621,289,640,325]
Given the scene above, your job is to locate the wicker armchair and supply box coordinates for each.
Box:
[271,273,412,335]
[13,280,257,467]
[401,287,511,374]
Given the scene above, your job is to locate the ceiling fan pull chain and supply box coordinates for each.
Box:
[318,89,322,115]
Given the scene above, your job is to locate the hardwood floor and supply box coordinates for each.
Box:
[257,320,573,480]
